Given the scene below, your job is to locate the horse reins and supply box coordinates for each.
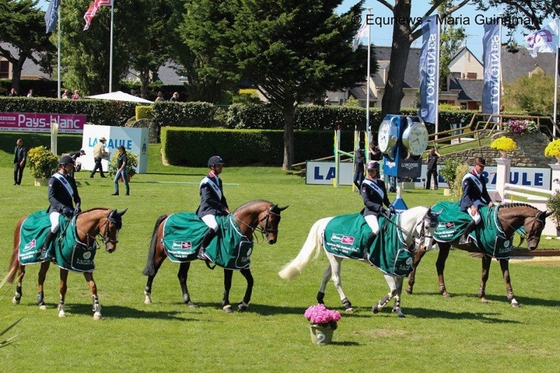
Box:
[74,211,122,248]
[382,211,435,251]
[233,207,280,238]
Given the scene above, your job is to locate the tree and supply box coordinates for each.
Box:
[502,69,556,114]
[378,0,560,117]
[229,0,370,169]
[437,1,466,89]
[0,0,54,94]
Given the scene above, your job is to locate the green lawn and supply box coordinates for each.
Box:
[1,133,559,372]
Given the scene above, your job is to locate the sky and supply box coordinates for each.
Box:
[337,0,557,60]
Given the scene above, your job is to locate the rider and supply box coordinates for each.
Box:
[361,161,395,248]
[40,156,82,261]
[459,157,493,244]
[196,155,230,260]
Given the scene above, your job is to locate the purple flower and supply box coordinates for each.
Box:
[304,304,341,327]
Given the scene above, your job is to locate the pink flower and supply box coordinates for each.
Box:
[304,304,341,326]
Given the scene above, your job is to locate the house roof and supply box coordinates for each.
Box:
[373,46,421,89]
[0,43,51,80]
[500,46,556,83]
[451,77,484,101]
[349,82,377,101]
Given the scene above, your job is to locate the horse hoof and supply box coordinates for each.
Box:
[345,307,354,314]
[58,311,66,318]
[187,301,197,308]
[397,312,406,318]
[223,305,233,313]
[511,299,520,308]
[39,304,47,311]
[237,302,249,312]
[480,298,488,304]
[93,313,102,320]
[144,297,152,305]
[372,306,379,314]
[405,288,413,295]
[12,296,20,305]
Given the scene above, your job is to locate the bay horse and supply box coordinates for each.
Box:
[7,207,128,319]
[143,200,288,313]
[278,206,439,318]
[406,203,551,307]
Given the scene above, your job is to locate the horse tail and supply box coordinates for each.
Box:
[142,214,168,277]
[278,218,328,280]
[7,217,25,284]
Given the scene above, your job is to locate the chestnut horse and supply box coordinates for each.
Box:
[406,203,551,306]
[279,206,439,317]
[143,200,288,313]
[7,207,127,319]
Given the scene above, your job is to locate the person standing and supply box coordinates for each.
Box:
[72,90,81,100]
[8,88,17,96]
[425,146,441,190]
[361,161,395,248]
[69,149,86,178]
[62,89,70,99]
[155,91,165,101]
[169,92,179,102]
[90,137,108,178]
[196,156,230,260]
[353,148,366,190]
[112,146,130,196]
[13,139,26,185]
[459,157,493,244]
[26,89,33,97]
[40,156,81,261]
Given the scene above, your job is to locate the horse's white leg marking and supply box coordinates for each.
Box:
[58,303,66,318]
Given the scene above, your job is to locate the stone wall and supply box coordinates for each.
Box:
[440,132,554,167]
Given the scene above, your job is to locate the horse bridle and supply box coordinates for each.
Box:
[75,211,122,248]
[234,206,280,237]
[383,210,437,252]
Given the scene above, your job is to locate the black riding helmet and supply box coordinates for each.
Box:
[59,155,75,165]
[208,155,224,167]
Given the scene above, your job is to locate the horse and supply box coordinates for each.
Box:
[406,202,551,307]
[7,207,128,320]
[143,200,288,313]
[278,206,439,318]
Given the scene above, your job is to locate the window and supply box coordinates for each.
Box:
[0,60,9,79]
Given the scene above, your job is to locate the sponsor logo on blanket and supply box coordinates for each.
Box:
[172,241,192,250]
[330,233,355,245]
[23,239,37,252]
[444,222,455,229]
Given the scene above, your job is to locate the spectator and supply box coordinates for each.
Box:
[62,89,70,99]
[8,88,17,96]
[13,139,26,185]
[90,137,108,178]
[72,90,81,100]
[26,89,33,97]
[425,146,441,190]
[353,148,365,190]
[169,92,179,102]
[155,91,165,101]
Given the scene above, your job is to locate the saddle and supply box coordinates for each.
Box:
[432,201,513,259]
[162,213,253,270]
[323,213,414,277]
[18,211,97,272]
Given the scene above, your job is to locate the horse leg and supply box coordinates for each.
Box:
[326,255,353,313]
[84,272,102,320]
[316,264,331,305]
[499,259,519,307]
[222,269,233,313]
[237,268,254,312]
[478,255,491,304]
[178,262,196,308]
[373,275,403,317]
[57,269,68,318]
[406,248,427,295]
[143,244,167,305]
[12,265,25,305]
[37,261,50,310]
[436,244,451,297]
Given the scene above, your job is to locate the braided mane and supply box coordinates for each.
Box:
[81,207,111,213]
[233,199,273,213]
[499,202,539,211]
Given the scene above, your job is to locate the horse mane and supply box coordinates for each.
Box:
[233,199,273,213]
[81,207,112,213]
[499,202,539,211]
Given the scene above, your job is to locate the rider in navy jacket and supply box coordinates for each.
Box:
[361,161,394,247]
[197,155,230,260]
[459,157,493,244]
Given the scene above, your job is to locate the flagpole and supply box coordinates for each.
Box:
[108,1,114,92]
[435,15,440,140]
[365,8,371,157]
[553,18,559,138]
[498,15,502,125]
[57,5,61,98]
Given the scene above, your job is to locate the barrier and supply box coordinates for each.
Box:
[494,159,560,236]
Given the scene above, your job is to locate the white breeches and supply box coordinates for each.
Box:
[201,214,219,231]
[49,211,62,233]
[364,215,380,235]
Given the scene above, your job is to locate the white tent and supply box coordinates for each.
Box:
[86,90,153,104]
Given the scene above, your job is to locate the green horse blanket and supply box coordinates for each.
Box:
[433,201,513,259]
[323,213,413,277]
[162,213,253,270]
[18,210,97,272]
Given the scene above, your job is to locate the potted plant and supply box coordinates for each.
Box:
[491,136,517,159]
[544,139,560,164]
[108,150,139,181]
[27,146,59,186]
[304,303,341,345]
[439,159,460,196]
[546,192,560,234]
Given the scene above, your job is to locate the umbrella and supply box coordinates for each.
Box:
[86,91,153,104]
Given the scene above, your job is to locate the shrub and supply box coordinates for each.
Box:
[108,151,139,178]
[27,146,59,179]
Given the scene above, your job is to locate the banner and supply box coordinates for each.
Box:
[419,15,439,124]
[524,20,559,58]
[0,112,86,133]
[482,21,500,116]
[352,15,369,52]
[44,0,60,34]
[84,0,113,31]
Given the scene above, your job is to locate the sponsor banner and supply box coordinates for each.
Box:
[419,15,439,124]
[482,21,500,116]
[306,161,353,185]
[0,112,86,133]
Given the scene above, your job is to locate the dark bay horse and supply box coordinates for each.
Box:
[7,207,127,319]
[406,203,551,307]
[279,206,439,317]
[143,200,288,313]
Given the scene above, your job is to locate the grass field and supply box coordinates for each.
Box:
[1,133,560,372]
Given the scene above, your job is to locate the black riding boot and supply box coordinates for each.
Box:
[197,228,216,260]
[366,232,377,248]
[40,231,55,261]
[459,220,477,244]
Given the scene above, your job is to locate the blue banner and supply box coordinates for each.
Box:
[482,21,500,116]
[419,15,439,124]
[44,0,60,34]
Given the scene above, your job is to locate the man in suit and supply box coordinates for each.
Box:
[13,139,26,185]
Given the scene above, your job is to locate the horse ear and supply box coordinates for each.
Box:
[545,210,553,218]
[117,208,129,217]
[278,205,289,211]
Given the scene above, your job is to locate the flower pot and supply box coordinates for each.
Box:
[34,177,49,186]
[309,324,335,345]
[499,150,507,159]
[443,188,451,196]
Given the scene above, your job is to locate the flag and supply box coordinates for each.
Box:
[352,16,369,52]
[418,15,439,124]
[83,0,113,31]
[482,21,500,116]
[524,20,559,58]
[44,0,60,34]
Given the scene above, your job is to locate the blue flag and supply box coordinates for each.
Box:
[418,15,439,124]
[482,21,500,116]
[44,0,61,34]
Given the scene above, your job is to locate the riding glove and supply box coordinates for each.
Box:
[62,207,73,218]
